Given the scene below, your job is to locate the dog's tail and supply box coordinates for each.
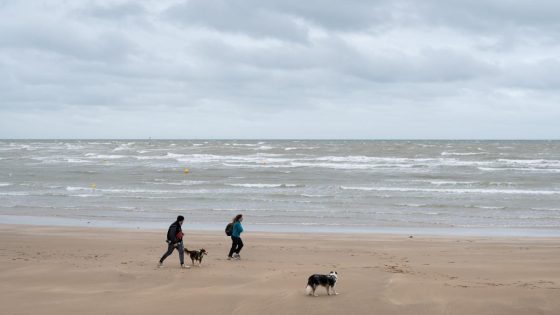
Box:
[305,285,313,295]
[184,248,192,254]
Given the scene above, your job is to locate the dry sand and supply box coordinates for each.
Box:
[1,224,559,315]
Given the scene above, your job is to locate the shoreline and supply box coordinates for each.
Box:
[2,214,560,238]
[3,223,560,242]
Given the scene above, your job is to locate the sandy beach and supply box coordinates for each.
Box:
[1,225,559,315]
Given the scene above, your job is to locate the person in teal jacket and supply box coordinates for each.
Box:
[227,214,244,260]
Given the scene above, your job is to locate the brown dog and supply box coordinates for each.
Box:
[184,248,208,266]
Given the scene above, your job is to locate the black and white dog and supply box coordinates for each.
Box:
[306,271,338,296]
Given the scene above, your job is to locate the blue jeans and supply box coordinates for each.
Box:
[160,241,184,265]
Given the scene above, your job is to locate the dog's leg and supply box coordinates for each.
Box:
[332,285,339,295]
[313,286,318,297]
[326,286,331,295]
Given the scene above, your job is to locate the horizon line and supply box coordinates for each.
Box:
[1,138,559,141]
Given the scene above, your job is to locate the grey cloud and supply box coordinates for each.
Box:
[78,1,146,20]
[165,0,310,42]
[325,46,497,83]
[187,34,497,85]
[163,0,400,42]
[0,21,134,63]
[1,0,559,138]
[416,1,560,30]
[164,1,560,39]
[501,59,560,90]
[269,0,394,31]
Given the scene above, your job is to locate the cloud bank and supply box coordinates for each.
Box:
[1,0,559,139]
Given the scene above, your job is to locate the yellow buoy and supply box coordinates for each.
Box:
[90,183,97,190]
[183,168,190,174]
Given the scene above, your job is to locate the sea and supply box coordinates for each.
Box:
[1,140,560,236]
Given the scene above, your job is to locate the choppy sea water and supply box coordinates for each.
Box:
[1,140,560,235]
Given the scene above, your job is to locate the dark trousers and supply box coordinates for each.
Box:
[160,241,184,265]
[228,236,243,257]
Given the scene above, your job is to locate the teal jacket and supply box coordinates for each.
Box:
[232,221,244,238]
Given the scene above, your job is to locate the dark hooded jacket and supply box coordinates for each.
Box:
[166,220,183,244]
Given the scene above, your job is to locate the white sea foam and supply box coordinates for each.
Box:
[31,156,91,164]
[66,186,157,194]
[472,206,506,210]
[71,194,100,198]
[428,180,477,186]
[340,186,560,195]
[66,158,91,163]
[0,192,30,196]
[65,186,235,195]
[113,144,133,151]
[164,180,207,186]
[485,181,515,187]
[117,206,136,209]
[134,155,172,160]
[417,211,441,215]
[66,186,92,191]
[291,161,417,170]
[0,182,12,187]
[314,156,411,163]
[84,153,126,159]
[65,144,85,150]
[479,167,560,173]
[87,142,113,145]
[232,143,258,147]
[229,183,300,188]
[291,156,500,169]
[441,152,483,156]
[394,203,427,207]
[31,156,60,163]
[139,153,292,165]
[254,146,274,150]
[165,153,185,159]
[498,159,560,165]
[301,194,329,198]
[223,163,296,168]
[284,147,318,150]
[531,207,560,212]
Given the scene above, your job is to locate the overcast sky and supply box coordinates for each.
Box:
[1,0,559,139]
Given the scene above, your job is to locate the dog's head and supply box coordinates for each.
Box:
[329,271,338,281]
[200,248,208,256]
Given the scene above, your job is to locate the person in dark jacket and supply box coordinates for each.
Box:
[158,215,189,268]
[227,214,244,260]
